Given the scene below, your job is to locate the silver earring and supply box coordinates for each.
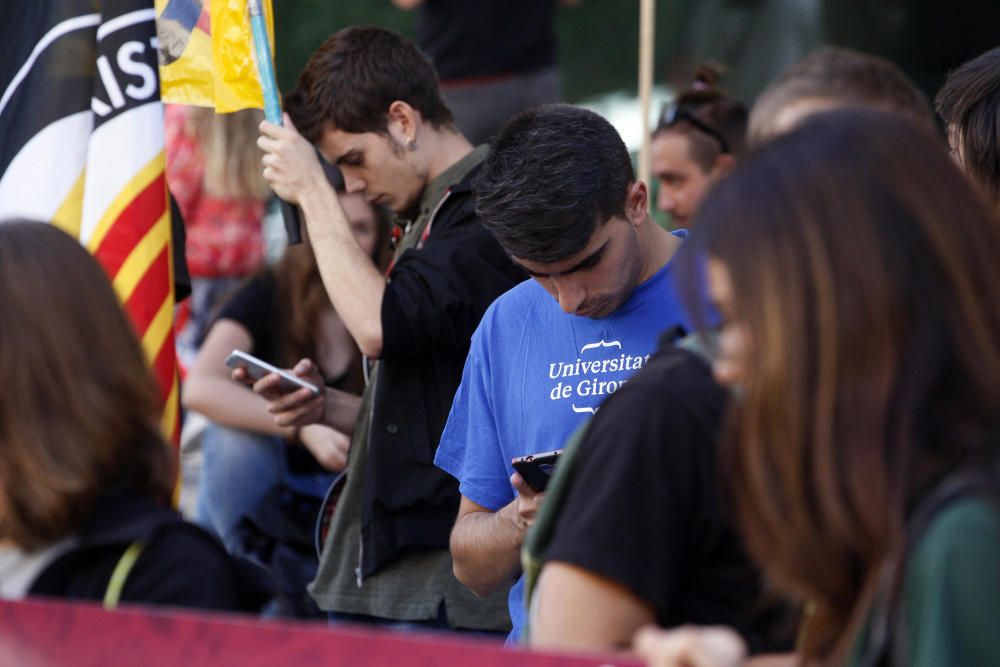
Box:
[406,138,418,151]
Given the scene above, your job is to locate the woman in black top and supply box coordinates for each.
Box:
[0,221,267,611]
[183,182,387,614]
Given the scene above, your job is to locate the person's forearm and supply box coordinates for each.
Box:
[323,386,363,434]
[450,500,524,596]
[298,183,388,358]
[183,375,296,438]
[531,562,654,651]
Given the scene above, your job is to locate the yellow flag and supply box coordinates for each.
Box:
[155,0,275,112]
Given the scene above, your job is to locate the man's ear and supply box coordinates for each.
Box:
[386,100,420,146]
[711,153,736,179]
[625,181,649,226]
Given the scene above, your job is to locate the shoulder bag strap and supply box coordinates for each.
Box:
[103,540,146,610]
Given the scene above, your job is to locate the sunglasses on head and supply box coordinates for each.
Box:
[658,102,730,154]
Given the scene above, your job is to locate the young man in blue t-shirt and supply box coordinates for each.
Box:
[434,104,692,643]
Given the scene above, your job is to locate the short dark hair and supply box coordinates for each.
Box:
[474,104,634,263]
[749,47,932,146]
[936,46,1000,203]
[287,26,453,143]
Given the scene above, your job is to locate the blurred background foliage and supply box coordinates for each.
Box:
[271,2,751,104]
[273,0,1000,112]
[271,0,999,232]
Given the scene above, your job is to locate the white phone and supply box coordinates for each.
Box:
[225,350,321,396]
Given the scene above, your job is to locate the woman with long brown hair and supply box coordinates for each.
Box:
[182,172,388,614]
[636,109,1000,666]
[0,221,266,610]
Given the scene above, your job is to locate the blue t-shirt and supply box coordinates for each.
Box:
[435,233,692,642]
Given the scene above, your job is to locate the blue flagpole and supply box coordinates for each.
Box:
[248,0,301,244]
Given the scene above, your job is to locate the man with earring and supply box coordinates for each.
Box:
[252,26,524,633]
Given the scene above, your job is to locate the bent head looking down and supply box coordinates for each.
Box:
[285,26,464,215]
[665,109,1000,666]
[437,104,694,645]
[474,103,681,318]
[748,46,932,148]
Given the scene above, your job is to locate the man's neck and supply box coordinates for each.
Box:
[423,127,476,183]
[637,218,683,283]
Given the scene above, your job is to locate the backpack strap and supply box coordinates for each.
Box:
[103,540,146,610]
[677,330,718,366]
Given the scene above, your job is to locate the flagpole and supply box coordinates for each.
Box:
[637,0,655,190]
[248,0,302,245]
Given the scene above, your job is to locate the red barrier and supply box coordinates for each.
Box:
[0,598,641,667]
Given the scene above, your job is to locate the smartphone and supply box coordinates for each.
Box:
[225,349,321,396]
[511,449,563,492]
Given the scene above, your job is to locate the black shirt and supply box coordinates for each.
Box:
[359,151,527,576]
[215,271,357,391]
[545,341,773,648]
[216,272,281,366]
[30,491,270,612]
[416,0,558,81]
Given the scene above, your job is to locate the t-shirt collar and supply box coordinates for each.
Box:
[419,144,489,217]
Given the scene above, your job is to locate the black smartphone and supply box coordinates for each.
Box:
[511,449,563,492]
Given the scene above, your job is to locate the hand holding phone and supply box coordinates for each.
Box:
[225,350,321,396]
[511,449,563,493]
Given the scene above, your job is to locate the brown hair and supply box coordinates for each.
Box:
[936,46,1000,204]
[287,26,453,144]
[749,47,932,147]
[689,110,1000,663]
[0,222,173,550]
[270,166,390,383]
[655,65,749,169]
[187,107,270,200]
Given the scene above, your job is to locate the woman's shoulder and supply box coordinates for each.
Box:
[122,520,272,613]
[227,270,276,303]
[899,496,1000,666]
[31,495,270,614]
[911,495,1000,568]
[214,271,277,326]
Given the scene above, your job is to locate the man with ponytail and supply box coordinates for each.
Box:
[651,66,748,228]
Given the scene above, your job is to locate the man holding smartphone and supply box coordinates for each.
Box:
[433,104,693,644]
[250,26,524,632]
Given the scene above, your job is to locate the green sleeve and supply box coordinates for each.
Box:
[903,498,1000,667]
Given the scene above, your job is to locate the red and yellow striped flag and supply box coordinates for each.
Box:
[0,1,180,449]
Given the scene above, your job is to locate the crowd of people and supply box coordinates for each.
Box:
[2,14,1000,667]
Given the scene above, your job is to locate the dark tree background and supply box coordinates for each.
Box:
[273,1,1000,112]
[273,2,695,104]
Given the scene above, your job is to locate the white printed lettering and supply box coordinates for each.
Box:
[118,41,156,100]
[96,55,126,109]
